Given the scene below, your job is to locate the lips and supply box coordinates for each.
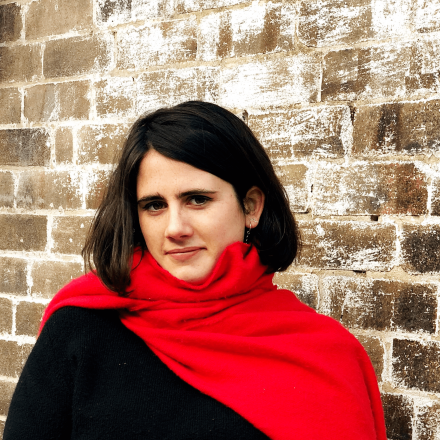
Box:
[165,247,205,261]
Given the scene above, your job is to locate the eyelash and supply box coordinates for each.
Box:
[142,196,212,212]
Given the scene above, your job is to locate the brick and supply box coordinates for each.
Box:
[0,3,22,43]
[413,0,440,33]
[273,272,318,310]
[314,163,428,216]
[95,77,136,118]
[24,81,90,122]
[0,340,33,377]
[381,393,413,440]
[416,403,440,440]
[16,302,46,337]
[353,100,440,156]
[322,277,437,334]
[44,34,112,79]
[298,0,411,47]
[432,178,440,216]
[77,124,128,165]
[137,66,219,113]
[401,224,440,274]
[0,88,21,124]
[85,170,111,210]
[220,54,321,109]
[248,106,350,161]
[356,335,384,380]
[17,170,82,210]
[117,18,197,70]
[26,0,92,39]
[54,127,73,165]
[0,44,42,84]
[274,164,308,212]
[198,3,295,61]
[0,129,50,167]
[51,216,92,254]
[0,172,14,208]
[0,380,16,416]
[297,221,396,271]
[322,43,412,101]
[0,298,13,334]
[393,339,440,393]
[31,260,83,299]
[0,215,47,252]
[0,421,4,439]
[175,0,250,14]
[0,258,27,294]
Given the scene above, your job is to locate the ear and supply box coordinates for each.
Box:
[244,186,265,228]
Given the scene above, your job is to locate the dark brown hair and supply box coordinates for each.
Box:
[82,101,300,295]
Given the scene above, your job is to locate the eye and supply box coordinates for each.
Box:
[143,201,166,212]
[188,195,211,206]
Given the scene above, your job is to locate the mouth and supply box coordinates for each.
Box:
[165,247,205,261]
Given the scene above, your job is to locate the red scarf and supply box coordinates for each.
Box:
[40,242,386,440]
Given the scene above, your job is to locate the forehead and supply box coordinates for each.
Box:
[136,150,226,194]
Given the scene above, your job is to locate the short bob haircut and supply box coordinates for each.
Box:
[83,101,300,295]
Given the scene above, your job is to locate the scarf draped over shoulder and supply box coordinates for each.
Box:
[40,242,387,440]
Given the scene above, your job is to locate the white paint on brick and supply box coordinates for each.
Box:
[414,0,440,32]
[371,0,412,38]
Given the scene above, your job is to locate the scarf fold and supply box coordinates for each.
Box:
[40,242,386,440]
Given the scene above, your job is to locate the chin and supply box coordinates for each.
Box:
[171,267,211,284]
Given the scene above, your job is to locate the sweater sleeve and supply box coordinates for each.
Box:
[3,312,73,440]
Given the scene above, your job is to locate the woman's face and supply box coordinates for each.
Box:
[136,149,258,283]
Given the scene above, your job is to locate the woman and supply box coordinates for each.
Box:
[4,101,386,440]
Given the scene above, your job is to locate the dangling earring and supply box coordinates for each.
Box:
[245,218,256,244]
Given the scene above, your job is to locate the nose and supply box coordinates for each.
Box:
[165,206,193,240]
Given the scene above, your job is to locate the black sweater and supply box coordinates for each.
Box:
[4,307,269,440]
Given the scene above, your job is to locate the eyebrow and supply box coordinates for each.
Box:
[137,189,217,204]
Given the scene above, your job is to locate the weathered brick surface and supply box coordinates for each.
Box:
[0,421,4,440]
[198,3,295,61]
[322,277,437,333]
[117,18,197,70]
[0,258,27,295]
[356,335,384,380]
[401,224,440,274]
[175,0,250,14]
[0,298,13,334]
[273,272,318,310]
[413,0,440,33]
[44,35,112,79]
[381,393,413,440]
[51,216,92,254]
[0,88,21,124]
[137,67,219,113]
[353,100,440,156]
[314,163,428,215]
[0,215,47,252]
[77,124,128,165]
[393,339,440,393]
[31,261,83,299]
[0,340,33,377]
[0,44,42,84]
[85,170,111,210]
[96,0,166,26]
[54,127,73,165]
[248,106,350,160]
[0,129,50,167]
[0,172,14,208]
[95,77,137,118]
[24,81,90,122]
[26,0,92,39]
[298,221,396,271]
[16,302,46,337]
[416,403,440,440]
[16,170,82,210]
[432,178,440,216]
[221,54,321,108]
[274,164,308,212]
[0,3,22,43]
[0,381,16,416]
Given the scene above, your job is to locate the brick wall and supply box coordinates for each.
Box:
[0,0,439,438]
